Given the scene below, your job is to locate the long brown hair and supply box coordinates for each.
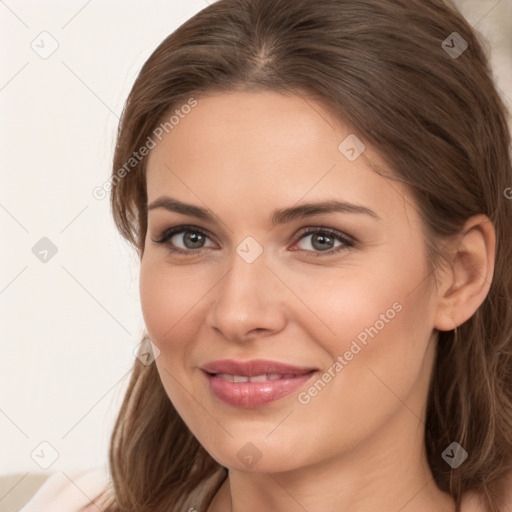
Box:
[90,0,512,510]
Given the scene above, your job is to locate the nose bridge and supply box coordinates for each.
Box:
[208,244,286,340]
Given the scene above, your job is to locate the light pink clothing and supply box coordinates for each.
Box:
[19,466,110,512]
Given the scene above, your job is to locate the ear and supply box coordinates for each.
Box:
[433,214,496,331]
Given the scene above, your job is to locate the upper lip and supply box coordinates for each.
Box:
[201,359,317,377]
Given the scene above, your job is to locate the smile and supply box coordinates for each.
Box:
[200,359,318,407]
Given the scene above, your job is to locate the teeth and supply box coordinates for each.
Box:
[249,374,267,382]
[215,373,299,382]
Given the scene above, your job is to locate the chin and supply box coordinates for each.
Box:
[199,434,309,475]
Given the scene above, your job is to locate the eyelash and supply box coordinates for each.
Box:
[151,225,355,258]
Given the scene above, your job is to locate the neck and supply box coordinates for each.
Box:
[208,410,456,512]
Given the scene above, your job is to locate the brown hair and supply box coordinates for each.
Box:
[90,0,512,511]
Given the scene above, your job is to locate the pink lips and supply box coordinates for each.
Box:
[201,359,317,408]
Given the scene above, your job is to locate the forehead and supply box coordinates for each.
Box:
[145,91,414,226]
[148,90,347,172]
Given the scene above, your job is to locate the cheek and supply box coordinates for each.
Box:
[296,254,435,386]
[287,266,412,354]
[289,284,435,458]
[139,258,207,344]
[139,259,205,414]
[306,273,435,414]
[139,262,172,342]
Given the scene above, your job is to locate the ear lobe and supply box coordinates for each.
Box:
[433,214,496,332]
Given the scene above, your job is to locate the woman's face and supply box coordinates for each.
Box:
[140,90,443,473]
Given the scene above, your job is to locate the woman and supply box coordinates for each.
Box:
[20,0,512,510]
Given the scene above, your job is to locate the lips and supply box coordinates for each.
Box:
[201,359,316,376]
[215,373,299,382]
[200,359,317,407]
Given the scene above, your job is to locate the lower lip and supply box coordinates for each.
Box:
[202,371,316,408]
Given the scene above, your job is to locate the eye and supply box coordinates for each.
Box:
[151,225,216,254]
[291,228,354,256]
[151,225,355,257]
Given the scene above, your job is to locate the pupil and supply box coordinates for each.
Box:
[184,232,204,248]
[313,233,333,251]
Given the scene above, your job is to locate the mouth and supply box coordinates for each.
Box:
[210,372,311,382]
[200,359,318,408]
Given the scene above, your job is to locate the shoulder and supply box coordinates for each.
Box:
[19,466,111,512]
[19,465,224,512]
[186,467,228,511]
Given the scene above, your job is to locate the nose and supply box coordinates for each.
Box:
[206,248,288,343]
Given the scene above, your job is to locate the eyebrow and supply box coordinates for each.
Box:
[147,196,380,225]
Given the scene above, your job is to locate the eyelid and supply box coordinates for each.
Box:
[151,224,217,248]
[294,226,355,244]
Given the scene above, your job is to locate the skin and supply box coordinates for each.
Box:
[139,90,495,512]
